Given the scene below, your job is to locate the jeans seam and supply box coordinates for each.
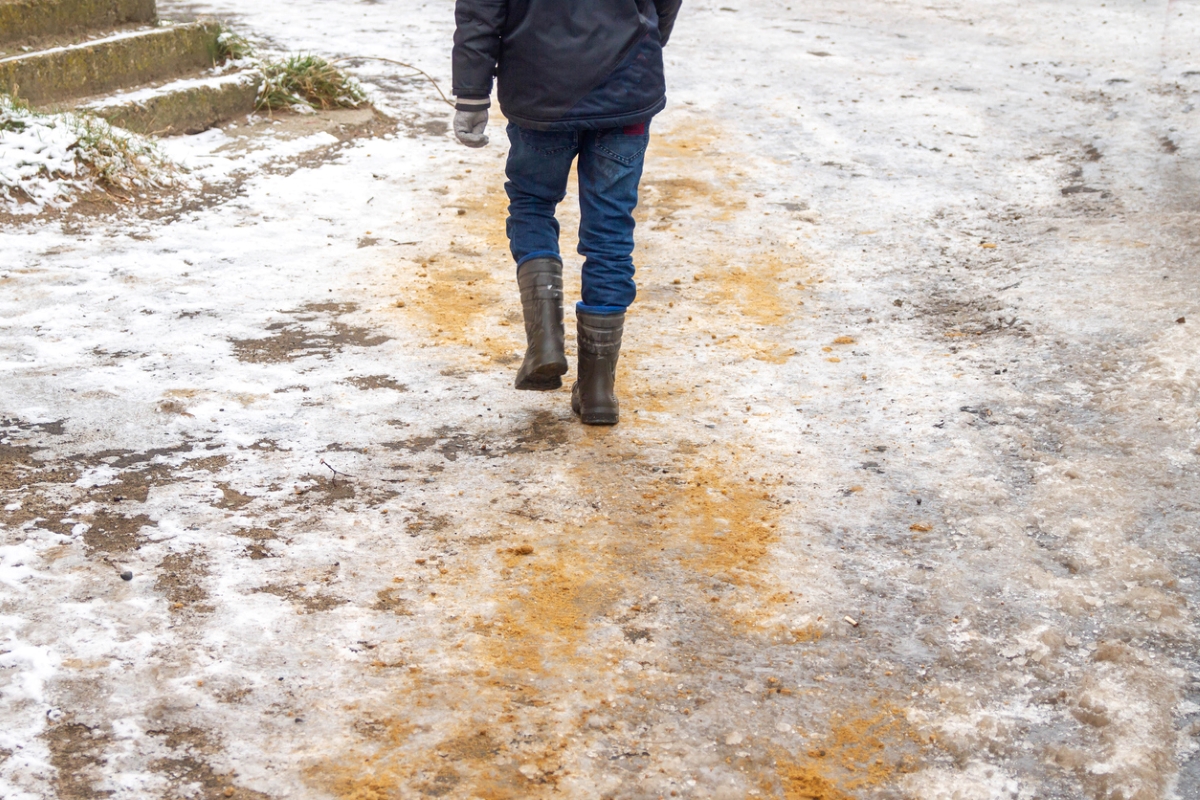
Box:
[595,135,650,165]
[595,146,647,165]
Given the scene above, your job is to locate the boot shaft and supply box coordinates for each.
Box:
[576,310,624,356]
[514,257,567,390]
[517,258,564,339]
[572,310,624,425]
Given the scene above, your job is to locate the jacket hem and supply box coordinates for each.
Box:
[503,97,666,132]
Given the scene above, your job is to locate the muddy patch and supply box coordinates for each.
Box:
[916,291,1029,338]
[184,454,231,473]
[383,429,476,462]
[149,725,275,800]
[293,474,362,505]
[230,303,390,363]
[0,434,254,574]
[155,549,213,614]
[235,526,282,560]
[82,511,155,554]
[43,716,112,800]
[404,507,453,537]
[92,463,176,505]
[0,471,79,531]
[383,414,573,463]
[505,410,573,453]
[216,482,254,510]
[382,426,508,462]
[256,582,347,614]
[344,374,408,391]
[0,433,225,549]
[0,438,78,494]
[243,542,275,560]
[1,417,66,437]
[372,586,413,615]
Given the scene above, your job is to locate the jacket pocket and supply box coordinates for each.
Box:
[518,127,577,156]
[595,127,650,166]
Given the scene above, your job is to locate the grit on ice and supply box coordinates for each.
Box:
[1,1,1198,799]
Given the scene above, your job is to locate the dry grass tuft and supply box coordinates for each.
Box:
[1,94,175,206]
[257,54,367,112]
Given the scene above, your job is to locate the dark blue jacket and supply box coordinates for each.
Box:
[452,0,682,131]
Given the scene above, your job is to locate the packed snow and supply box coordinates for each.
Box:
[0,1,1197,799]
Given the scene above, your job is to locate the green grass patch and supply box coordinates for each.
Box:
[211,26,368,114]
[257,54,367,112]
[215,28,255,62]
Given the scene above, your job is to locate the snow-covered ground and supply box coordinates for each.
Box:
[0,99,173,213]
[2,1,1198,798]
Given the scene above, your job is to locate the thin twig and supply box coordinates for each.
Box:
[320,459,355,485]
[329,56,457,107]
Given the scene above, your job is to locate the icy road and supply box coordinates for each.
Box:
[2,1,1198,798]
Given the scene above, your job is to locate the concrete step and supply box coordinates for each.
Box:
[0,21,135,61]
[0,20,222,106]
[0,0,156,47]
[80,68,261,135]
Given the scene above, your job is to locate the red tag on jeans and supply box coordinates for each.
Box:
[622,122,647,136]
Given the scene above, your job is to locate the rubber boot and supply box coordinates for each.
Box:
[514,257,568,390]
[571,310,624,425]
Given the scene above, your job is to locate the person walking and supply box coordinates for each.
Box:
[451,0,682,425]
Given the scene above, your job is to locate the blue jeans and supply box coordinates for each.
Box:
[504,122,650,313]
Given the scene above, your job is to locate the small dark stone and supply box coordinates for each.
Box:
[120,571,133,581]
[1176,317,1186,324]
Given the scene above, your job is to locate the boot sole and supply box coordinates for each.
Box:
[571,396,619,425]
[515,361,568,391]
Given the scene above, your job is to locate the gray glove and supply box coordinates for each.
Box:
[454,109,489,148]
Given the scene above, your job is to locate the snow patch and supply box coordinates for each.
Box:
[0,98,177,212]
[0,111,79,210]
